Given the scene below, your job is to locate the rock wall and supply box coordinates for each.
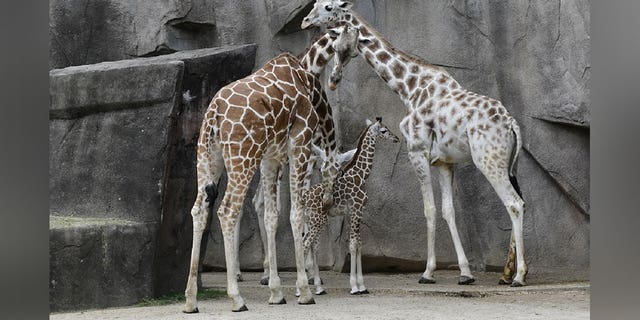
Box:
[50,0,589,283]
[49,45,257,311]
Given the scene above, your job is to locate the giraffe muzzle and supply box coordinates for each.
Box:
[301,18,312,29]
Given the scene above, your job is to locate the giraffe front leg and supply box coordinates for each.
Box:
[351,196,368,294]
[356,244,368,294]
[348,237,359,295]
[408,151,438,284]
[289,153,314,305]
[310,244,326,295]
[303,206,328,295]
[437,165,474,285]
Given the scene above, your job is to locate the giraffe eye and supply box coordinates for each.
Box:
[381,128,388,133]
[325,5,333,11]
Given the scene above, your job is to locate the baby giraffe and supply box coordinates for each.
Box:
[303,117,400,295]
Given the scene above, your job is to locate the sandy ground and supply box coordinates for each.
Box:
[51,271,589,320]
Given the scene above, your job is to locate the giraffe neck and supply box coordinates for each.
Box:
[300,34,340,201]
[342,126,377,179]
[300,34,335,77]
[345,13,449,108]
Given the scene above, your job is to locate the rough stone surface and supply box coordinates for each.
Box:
[49,45,257,310]
[49,216,157,312]
[151,45,258,295]
[49,60,184,222]
[49,0,589,286]
[49,0,218,68]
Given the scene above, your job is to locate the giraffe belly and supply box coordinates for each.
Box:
[430,132,472,164]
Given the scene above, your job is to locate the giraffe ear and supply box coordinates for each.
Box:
[358,37,374,46]
[338,148,357,164]
[328,27,340,39]
[338,1,353,9]
[365,119,373,126]
[311,144,327,161]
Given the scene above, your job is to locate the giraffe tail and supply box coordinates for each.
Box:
[508,118,523,198]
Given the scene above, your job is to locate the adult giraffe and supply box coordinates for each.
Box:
[302,0,528,287]
[184,26,360,313]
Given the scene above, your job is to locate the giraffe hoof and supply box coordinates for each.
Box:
[418,277,436,284]
[350,291,361,295]
[260,277,269,286]
[232,305,248,312]
[359,289,369,294]
[316,290,327,295]
[498,277,512,285]
[182,307,199,314]
[269,298,287,305]
[298,298,316,305]
[458,276,475,285]
[511,281,526,287]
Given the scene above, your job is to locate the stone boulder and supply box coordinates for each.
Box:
[49,45,257,311]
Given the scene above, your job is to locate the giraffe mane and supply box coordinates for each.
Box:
[351,12,445,72]
[341,122,373,173]
[297,31,327,60]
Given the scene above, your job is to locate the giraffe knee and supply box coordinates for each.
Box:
[349,239,359,253]
[506,200,524,218]
[441,204,455,224]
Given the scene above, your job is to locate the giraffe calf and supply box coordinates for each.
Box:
[303,117,400,295]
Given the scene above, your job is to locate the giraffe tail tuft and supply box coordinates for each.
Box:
[508,118,523,198]
[205,183,218,204]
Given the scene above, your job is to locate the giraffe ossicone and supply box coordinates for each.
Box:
[302,0,529,287]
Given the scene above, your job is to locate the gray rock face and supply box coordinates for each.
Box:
[49,217,157,312]
[50,0,218,68]
[49,0,589,290]
[49,45,257,310]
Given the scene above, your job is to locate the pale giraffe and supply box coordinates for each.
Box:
[184,26,360,313]
[303,117,400,295]
[302,0,528,287]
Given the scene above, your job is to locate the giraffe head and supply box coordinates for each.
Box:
[366,117,400,143]
[301,0,353,29]
[311,144,355,205]
[328,25,359,90]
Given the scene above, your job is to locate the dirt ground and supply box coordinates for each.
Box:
[51,271,589,320]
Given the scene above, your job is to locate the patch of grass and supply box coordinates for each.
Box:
[136,288,226,307]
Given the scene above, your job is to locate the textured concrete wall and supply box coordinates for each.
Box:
[50,0,589,280]
[49,46,257,310]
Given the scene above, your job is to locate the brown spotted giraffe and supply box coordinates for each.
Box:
[241,26,360,287]
[184,53,344,313]
[184,25,361,313]
[302,0,528,287]
[303,118,399,295]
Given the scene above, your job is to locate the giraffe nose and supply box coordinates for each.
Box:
[301,17,312,29]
